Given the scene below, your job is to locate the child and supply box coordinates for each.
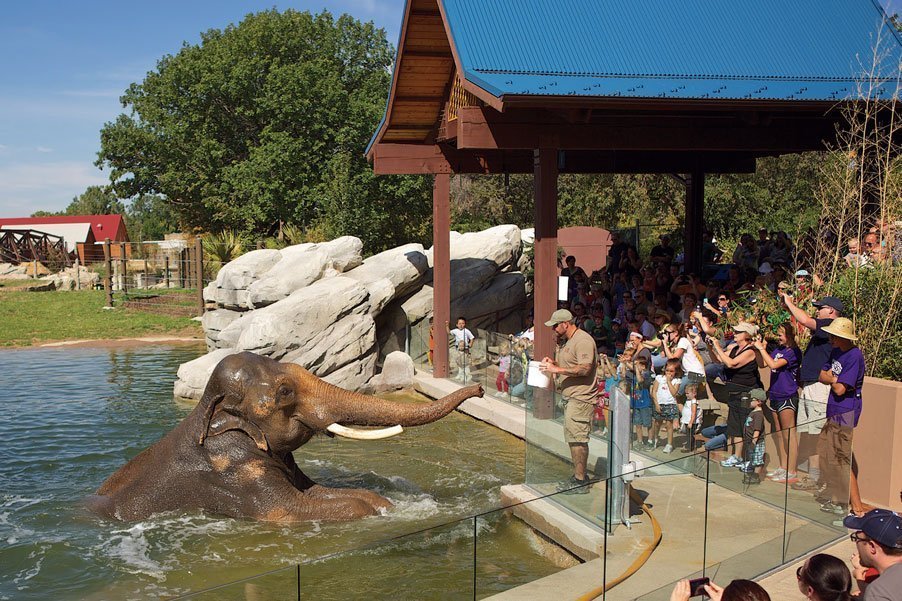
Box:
[741,390,767,484]
[651,358,683,453]
[496,341,511,393]
[427,317,435,366]
[448,317,475,383]
[679,383,703,451]
[629,356,654,449]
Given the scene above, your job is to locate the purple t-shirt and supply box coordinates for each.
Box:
[769,345,801,400]
[823,346,865,427]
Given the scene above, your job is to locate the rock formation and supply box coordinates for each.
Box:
[175,225,528,400]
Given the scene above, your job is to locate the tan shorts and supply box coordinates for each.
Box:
[799,382,829,435]
[564,399,594,444]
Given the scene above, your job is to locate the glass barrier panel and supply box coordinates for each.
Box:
[408,316,432,372]
[174,565,298,601]
[295,519,475,600]
[612,450,708,600]
[783,403,856,562]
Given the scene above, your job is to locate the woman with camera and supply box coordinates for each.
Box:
[707,322,763,467]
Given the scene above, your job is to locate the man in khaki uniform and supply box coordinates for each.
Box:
[540,309,599,494]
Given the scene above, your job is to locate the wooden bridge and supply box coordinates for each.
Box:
[0,229,73,270]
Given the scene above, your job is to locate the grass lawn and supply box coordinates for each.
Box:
[0,279,203,346]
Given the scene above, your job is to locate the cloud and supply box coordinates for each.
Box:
[0,161,108,216]
[36,146,53,153]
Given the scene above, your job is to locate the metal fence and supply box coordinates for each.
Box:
[94,238,216,317]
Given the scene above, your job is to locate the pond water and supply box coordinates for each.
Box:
[0,345,563,600]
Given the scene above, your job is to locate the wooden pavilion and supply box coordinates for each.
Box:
[367,0,902,383]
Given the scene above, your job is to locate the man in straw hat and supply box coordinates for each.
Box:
[817,317,868,517]
[540,309,598,494]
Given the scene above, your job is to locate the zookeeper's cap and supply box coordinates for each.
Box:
[822,317,858,341]
[813,296,845,314]
[843,509,902,549]
[545,309,574,327]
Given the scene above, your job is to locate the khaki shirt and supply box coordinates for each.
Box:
[555,328,598,404]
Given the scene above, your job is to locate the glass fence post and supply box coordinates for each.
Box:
[703,447,710,578]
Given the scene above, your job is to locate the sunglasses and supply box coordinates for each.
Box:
[796,566,804,580]
[718,297,728,301]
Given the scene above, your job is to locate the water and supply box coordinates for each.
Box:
[0,345,564,600]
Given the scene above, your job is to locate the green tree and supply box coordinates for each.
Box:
[96,9,426,250]
[125,194,179,242]
[64,185,125,216]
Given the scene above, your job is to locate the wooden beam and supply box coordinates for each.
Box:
[456,106,834,152]
[371,143,758,175]
[533,148,558,420]
[433,173,451,378]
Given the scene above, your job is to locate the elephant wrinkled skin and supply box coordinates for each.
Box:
[89,352,483,522]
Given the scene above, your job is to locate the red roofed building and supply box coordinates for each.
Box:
[0,214,129,264]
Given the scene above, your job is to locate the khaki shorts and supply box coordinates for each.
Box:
[564,399,594,444]
[799,382,829,435]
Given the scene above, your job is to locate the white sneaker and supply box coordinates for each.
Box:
[663,444,674,454]
[767,467,786,478]
[721,455,741,467]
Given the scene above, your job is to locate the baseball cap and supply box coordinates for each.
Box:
[758,262,774,274]
[629,331,644,340]
[813,296,845,314]
[544,309,574,327]
[750,388,767,401]
[843,509,902,549]
[794,269,811,277]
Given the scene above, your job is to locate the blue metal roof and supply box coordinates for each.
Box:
[441,0,902,101]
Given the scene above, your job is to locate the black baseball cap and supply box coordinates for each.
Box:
[843,509,902,549]
[812,296,845,314]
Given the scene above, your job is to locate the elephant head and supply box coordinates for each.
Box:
[197,352,482,455]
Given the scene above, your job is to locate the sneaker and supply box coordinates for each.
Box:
[644,440,655,450]
[721,455,741,467]
[819,501,847,515]
[663,444,673,454]
[557,476,591,495]
[772,472,799,484]
[791,478,820,491]
[738,461,752,472]
[767,467,786,479]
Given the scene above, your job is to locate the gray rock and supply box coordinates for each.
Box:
[231,277,370,359]
[368,351,416,393]
[319,348,378,391]
[205,249,281,309]
[201,309,244,350]
[344,244,428,314]
[173,348,240,401]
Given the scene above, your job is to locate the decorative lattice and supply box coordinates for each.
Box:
[447,72,479,122]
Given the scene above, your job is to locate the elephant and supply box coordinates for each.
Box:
[89,352,483,522]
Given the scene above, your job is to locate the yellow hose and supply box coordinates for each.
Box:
[574,484,663,601]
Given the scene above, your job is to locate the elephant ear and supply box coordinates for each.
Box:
[198,394,270,453]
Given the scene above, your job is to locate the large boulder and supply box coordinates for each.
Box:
[173,348,240,400]
[367,351,416,393]
[427,225,522,269]
[204,249,281,310]
[46,266,99,291]
[344,244,428,313]
[245,237,364,309]
[227,276,371,360]
[202,309,245,350]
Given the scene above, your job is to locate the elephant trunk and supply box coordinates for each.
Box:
[313,379,483,430]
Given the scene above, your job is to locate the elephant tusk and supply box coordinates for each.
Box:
[325,423,403,440]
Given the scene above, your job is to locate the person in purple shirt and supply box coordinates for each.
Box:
[753,322,802,483]
[817,317,867,517]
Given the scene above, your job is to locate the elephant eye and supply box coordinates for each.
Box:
[278,384,293,399]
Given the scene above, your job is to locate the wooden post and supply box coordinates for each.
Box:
[143,258,149,288]
[119,242,128,296]
[684,171,706,275]
[533,148,559,420]
[164,255,170,288]
[103,238,113,307]
[194,237,204,316]
[433,173,451,378]
[179,249,186,288]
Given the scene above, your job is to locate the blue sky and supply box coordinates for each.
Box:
[0,0,898,216]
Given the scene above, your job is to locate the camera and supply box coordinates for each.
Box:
[688,577,710,597]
